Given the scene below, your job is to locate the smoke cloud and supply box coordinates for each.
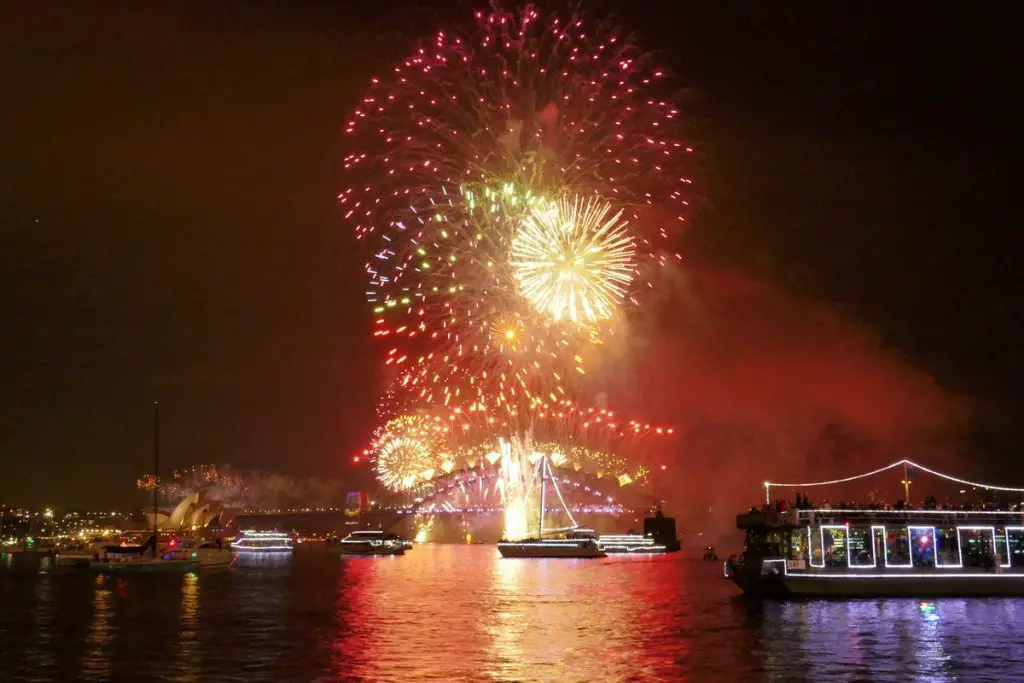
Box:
[601,266,969,541]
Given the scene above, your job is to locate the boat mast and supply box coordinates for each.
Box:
[539,457,546,537]
[152,401,159,558]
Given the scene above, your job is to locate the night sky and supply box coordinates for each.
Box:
[1,2,1017,509]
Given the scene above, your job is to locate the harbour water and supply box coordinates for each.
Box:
[3,545,1024,682]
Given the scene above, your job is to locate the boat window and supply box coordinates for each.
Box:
[959,528,996,568]
[789,529,807,560]
[935,527,960,567]
[995,528,1012,568]
[809,527,824,567]
[848,527,874,567]
[885,527,911,567]
[822,526,848,568]
[1008,529,1024,568]
[909,527,935,568]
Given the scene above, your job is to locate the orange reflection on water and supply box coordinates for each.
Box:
[329,546,691,681]
[81,575,113,681]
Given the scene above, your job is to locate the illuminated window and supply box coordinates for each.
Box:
[823,526,849,567]
[1008,529,1024,568]
[959,528,996,568]
[909,526,935,568]
[935,527,961,567]
[848,527,874,567]
[789,529,807,560]
[886,527,912,567]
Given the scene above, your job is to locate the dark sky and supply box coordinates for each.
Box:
[1,2,1018,509]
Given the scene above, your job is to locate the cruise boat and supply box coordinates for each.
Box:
[496,456,606,559]
[726,459,1024,597]
[333,530,406,556]
[598,510,682,554]
[231,531,294,553]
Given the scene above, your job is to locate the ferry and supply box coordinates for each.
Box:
[726,460,1024,597]
[231,531,294,553]
[333,530,406,556]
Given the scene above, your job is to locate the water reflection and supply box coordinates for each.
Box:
[5,548,1024,681]
[82,575,113,681]
[174,572,201,683]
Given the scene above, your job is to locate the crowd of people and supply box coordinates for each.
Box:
[750,494,1022,515]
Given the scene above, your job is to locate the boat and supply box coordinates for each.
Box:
[497,455,606,559]
[164,537,234,567]
[598,509,682,554]
[598,533,666,554]
[726,459,1024,597]
[333,530,406,556]
[231,531,294,553]
[56,540,106,567]
[499,528,606,558]
[89,535,200,574]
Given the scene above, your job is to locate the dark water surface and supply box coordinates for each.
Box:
[3,545,1024,682]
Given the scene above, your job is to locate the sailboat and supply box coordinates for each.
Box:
[496,456,606,559]
[90,403,200,574]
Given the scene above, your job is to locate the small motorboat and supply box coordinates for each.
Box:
[333,530,406,556]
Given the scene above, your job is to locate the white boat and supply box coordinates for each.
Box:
[497,456,606,559]
[231,531,294,553]
[333,530,406,556]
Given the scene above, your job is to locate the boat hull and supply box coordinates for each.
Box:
[497,542,606,559]
[727,562,1024,598]
[89,559,201,574]
[336,545,405,556]
[781,572,1024,598]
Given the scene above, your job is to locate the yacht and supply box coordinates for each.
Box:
[498,528,606,558]
[165,537,234,567]
[333,530,406,556]
[89,535,200,574]
[496,457,606,559]
[231,531,294,553]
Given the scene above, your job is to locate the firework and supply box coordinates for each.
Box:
[372,414,452,490]
[344,5,693,417]
[512,195,636,324]
[369,400,672,495]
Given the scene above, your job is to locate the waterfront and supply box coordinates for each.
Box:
[3,546,1024,681]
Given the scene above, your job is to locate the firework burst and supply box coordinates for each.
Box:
[344,5,693,417]
[372,414,452,491]
[512,195,635,324]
